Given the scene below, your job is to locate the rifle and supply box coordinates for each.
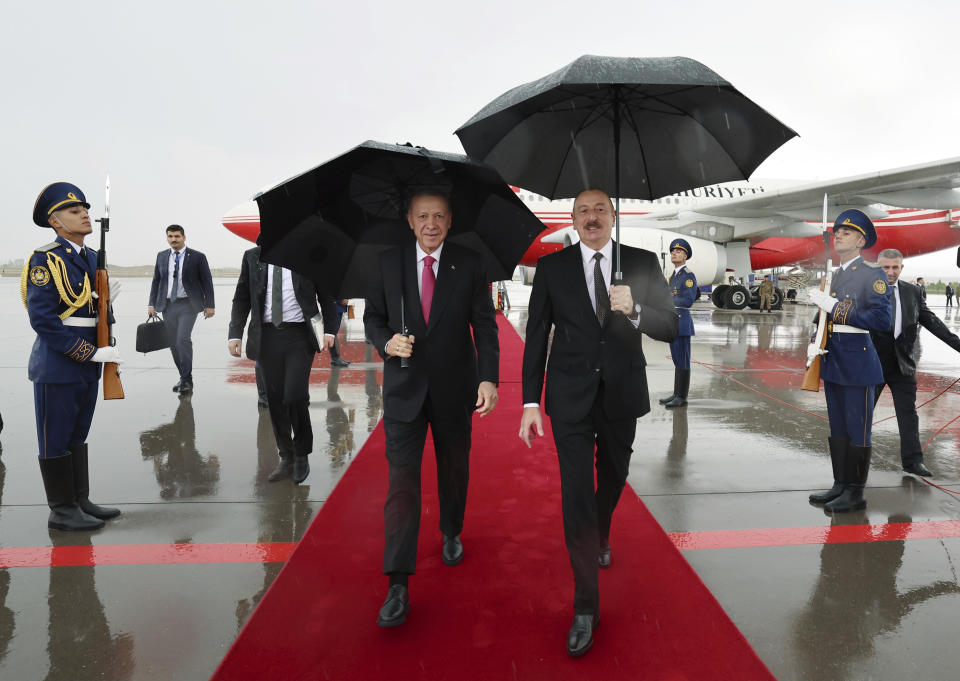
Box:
[802,194,831,392]
[95,176,125,400]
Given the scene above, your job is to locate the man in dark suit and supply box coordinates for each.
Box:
[148,225,215,394]
[871,249,960,477]
[228,246,336,484]
[519,189,677,657]
[364,190,499,628]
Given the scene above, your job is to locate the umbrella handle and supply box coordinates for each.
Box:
[400,294,410,369]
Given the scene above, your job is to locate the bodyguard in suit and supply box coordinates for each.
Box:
[23,183,124,530]
[808,210,892,513]
[871,249,960,477]
[228,246,336,484]
[519,189,677,656]
[659,238,697,408]
[364,190,499,628]
[148,225,215,394]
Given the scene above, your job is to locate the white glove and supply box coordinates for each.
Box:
[806,342,826,364]
[807,288,838,314]
[109,279,122,302]
[92,346,124,364]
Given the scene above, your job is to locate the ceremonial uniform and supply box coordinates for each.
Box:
[809,210,891,513]
[661,239,697,408]
[22,183,121,531]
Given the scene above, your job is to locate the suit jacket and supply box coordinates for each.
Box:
[522,242,677,423]
[870,279,960,377]
[149,247,215,314]
[228,247,336,360]
[363,241,499,423]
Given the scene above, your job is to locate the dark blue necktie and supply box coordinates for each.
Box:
[172,251,181,299]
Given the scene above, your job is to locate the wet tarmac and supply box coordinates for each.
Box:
[1,276,959,680]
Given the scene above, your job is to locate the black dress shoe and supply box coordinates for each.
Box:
[598,542,611,569]
[903,461,933,477]
[567,613,599,657]
[377,585,410,627]
[178,380,193,395]
[441,534,463,566]
[331,357,351,367]
[268,457,293,482]
[292,456,310,484]
[172,382,182,393]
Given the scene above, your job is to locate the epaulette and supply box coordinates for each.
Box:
[34,242,61,253]
[863,260,881,268]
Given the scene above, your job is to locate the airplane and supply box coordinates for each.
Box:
[222,156,960,310]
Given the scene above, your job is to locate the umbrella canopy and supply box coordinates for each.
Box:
[455,55,798,201]
[256,141,544,298]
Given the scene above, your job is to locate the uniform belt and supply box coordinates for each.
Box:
[831,324,868,334]
[62,317,97,327]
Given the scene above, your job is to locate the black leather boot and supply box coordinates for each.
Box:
[659,369,680,404]
[664,369,690,408]
[825,444,871,513]
[809,437,848,504]
[39,456,104,531]
[70,444,121,520]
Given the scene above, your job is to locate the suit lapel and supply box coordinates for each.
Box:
[427,245,458,332]
[402,242,425,333]
[565,244,600,326]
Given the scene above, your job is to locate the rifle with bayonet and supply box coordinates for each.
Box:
[802,194,831,392]
[95,176,125,399]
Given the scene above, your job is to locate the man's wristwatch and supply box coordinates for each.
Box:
[631,303,642,320]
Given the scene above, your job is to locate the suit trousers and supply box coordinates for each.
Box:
[33,381,98,459]
[165,298,198,381]
[551,383,636,613]
[382,399,472,575]
[824,381,875,447]
[259,324,315,458]
[875,372,923,465]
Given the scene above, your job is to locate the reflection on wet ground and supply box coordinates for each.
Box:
[0,278,958,680]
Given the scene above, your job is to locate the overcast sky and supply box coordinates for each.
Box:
[3,0,959,278]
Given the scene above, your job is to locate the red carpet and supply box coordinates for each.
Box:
[211,315,775,681]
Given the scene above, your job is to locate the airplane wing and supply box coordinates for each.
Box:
[636,155,960,243]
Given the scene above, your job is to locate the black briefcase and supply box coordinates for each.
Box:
[136,316,170,353]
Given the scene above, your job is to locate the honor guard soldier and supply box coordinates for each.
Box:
[807,209,891,513]
[660,239,697,408]
[22,182,123,531]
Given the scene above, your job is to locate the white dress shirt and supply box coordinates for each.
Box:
[263,266,305,324]
[893,281,902,339]
[168,248,187,300]
[416,242,443,295]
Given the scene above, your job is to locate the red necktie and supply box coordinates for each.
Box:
[421,255,436,323]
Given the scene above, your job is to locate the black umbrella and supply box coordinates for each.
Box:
[256,140,544,298]
[455,55,797,275]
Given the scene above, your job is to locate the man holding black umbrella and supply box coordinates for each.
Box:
[364,189,499,628]
[519,189,677,656]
